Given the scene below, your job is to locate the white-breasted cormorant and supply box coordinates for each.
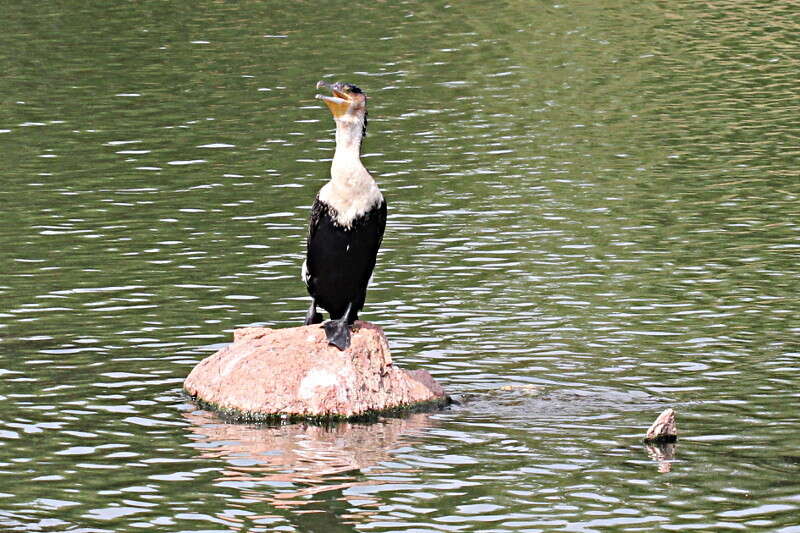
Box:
[302,81,386,350]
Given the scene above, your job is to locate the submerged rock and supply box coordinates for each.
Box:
[184,322,447,421]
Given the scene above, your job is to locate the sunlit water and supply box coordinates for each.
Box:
[2,1,799,531]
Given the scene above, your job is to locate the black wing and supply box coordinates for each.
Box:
[375,198,387,250]
[307,195,325,243]
[359,198,387,289]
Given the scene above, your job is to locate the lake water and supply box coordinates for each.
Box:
[2,1,799,531]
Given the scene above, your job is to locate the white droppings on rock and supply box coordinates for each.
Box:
[299,369,339,400]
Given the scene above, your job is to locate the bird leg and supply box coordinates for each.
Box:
[304,299,323,325]
[323,302,353,351]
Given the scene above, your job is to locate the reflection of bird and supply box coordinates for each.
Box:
[302,81,386,350]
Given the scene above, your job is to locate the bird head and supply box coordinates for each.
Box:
[316,81,368,131]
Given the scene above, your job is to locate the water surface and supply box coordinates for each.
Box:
[2,1,799,531]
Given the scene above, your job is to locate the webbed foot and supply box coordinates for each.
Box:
[323,319,351,351]
[323,303,353,350]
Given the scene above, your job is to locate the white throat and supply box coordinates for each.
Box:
[318,115,382,228]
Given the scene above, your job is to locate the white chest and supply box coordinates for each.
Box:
[319,159,383,228]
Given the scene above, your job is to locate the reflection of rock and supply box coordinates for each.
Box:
[183,409,435,509]
[645,442,676,473]
[184,322,448,420]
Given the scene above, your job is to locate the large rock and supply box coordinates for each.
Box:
[184,321,448,420]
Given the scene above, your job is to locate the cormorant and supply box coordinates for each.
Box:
[302,81,387,350]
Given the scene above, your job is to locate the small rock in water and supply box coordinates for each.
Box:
[184,321,448,421]
[644,408,677,443]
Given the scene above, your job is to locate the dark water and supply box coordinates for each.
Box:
[2,1,799,531]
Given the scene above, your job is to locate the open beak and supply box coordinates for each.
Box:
[315,80,350,118]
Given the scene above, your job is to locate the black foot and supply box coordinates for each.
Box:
[304,300,323,325]
[304,311,323,325]
[323,320,352,351]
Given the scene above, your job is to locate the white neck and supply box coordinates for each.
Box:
[318,115,383,228]
[331,117,366,182]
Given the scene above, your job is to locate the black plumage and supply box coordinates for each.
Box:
[304,197,387,329]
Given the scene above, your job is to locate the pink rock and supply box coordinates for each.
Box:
[184,322,448,420]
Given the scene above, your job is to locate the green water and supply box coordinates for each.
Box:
[2,1,799,531]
